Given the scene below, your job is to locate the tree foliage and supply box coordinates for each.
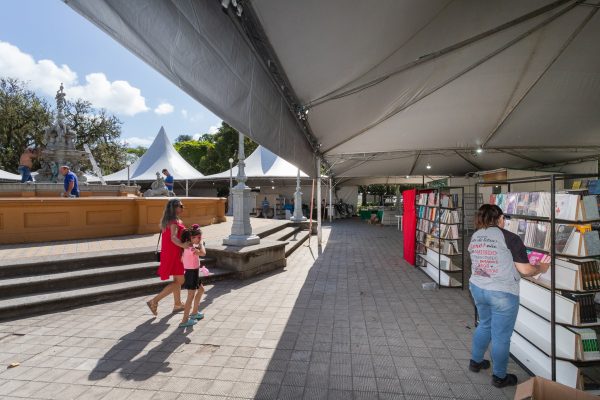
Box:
[175,122,258,175]
[66,99,126,174]
[0,78,52,172]
[0,78,126,175]
[175,134,193,143]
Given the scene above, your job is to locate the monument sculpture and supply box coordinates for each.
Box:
[36,84,87,183]
[143,172,172,197]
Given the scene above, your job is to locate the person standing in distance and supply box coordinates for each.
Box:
[60,165,80,198]
[162,169,174,194]
[468,204,549,388]
[18,147,40,183]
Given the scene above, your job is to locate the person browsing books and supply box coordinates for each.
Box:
[468,204,549,388]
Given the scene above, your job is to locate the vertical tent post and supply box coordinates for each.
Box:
[317,158,322,245]
[329,178,333,222]
[186,179,189,197]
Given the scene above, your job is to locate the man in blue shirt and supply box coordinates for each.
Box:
[162,169,174,194]
[60,165,80,197]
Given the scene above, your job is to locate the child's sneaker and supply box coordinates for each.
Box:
[190,312,204,320]
[179,318,197,328]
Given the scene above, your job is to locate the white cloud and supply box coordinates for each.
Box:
[0,41,149,116]
[154,102,174,115]
[192,133,202,140]
[121,136,154,147]
[181,109,188,118]
[208,125,220,134]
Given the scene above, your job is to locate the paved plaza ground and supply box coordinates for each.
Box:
[0,219,528,399]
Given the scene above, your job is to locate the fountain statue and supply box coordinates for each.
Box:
[143,172,173,197]
[36,84,87,183]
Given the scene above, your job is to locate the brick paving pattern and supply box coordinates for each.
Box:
[0,219,528,399]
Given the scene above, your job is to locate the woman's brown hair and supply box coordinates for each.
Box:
[474,204,503,229]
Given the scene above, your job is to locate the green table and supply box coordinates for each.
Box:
[359,210,383,221]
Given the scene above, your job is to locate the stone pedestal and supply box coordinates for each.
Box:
[223,183,260,246]
[290,168,307,222]
[208,240,286,279]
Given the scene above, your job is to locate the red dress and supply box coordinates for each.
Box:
[157,221,185,280]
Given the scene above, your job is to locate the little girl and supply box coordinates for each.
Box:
[179,224,207,328]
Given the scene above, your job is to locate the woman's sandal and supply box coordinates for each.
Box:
[146,300,158,316]
[172,304,185,313]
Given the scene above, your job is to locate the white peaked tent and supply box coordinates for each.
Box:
[66,0,600,179]
[97,127,204,183]
[201,146,308,180]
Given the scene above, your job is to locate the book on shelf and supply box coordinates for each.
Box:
[417,248,460,271]
[423,234,460,254]
[417,192,460,208]
[504,217,600,256]
[562,293,598,324]
[490,192,599,221]
[527,250,551,266]
[533,258,600,292]
[570,328,600,361]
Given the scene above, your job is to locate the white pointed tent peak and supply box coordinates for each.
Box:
[201,145,309,179]
[95,127,205,182]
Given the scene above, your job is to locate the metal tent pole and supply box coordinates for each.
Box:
[186,179,189,197]
[317,158,322,245]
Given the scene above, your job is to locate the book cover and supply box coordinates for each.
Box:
[555,224,575,254]
[516,192,529,215]
[588,180,600,195]
[555,193,579,221]
[517,219,527,242]
[583,232,600,257]
[533,222,548,250]
[506,193,518,214]
[496,193,506,212]
[528,192,540,216]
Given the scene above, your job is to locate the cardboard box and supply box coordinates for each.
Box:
[514,377,597,400]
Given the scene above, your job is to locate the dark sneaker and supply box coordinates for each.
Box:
[492,373,518,388]
[468,359,490,372]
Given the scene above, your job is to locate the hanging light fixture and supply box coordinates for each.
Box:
[426,163,431,170]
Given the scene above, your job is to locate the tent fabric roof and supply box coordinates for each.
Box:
[201,145,309,180]
[66,0,600,178]
[0,169,21,181]
[93,127,204,182]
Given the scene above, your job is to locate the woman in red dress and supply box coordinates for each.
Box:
[146,198,190,315]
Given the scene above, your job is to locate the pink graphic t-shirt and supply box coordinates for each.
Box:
[181,247,200,270]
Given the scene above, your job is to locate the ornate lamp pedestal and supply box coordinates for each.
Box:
[223,133,260,246]
[290,168,306,222]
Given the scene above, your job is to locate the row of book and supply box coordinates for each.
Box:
[416,232,461,255]
[571,328,600,360]
[534,257,600,292]
[416,192,460,208]
[504,218,600,256]
[562,293,598,324]
[489,192,599,221]
[417,219,459,239]
[416,206,461,223]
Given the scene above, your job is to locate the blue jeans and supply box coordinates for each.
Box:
[470,283,519,378]
[18,165,33,183]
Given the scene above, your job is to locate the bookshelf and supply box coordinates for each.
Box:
[415,186,465,288]
[475,173,600,391]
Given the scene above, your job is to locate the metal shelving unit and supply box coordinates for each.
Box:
[415,186,465,289]
[475,173,600,391]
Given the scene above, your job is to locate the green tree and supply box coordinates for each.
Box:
[175,134,193,143]
[0,78,52,172]
[126,146,147,158]
[66,99,126,174]
[174,122,258,175]
[174,140,214,172]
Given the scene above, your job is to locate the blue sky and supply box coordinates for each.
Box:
[0,0,222,147]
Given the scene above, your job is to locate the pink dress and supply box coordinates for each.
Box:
[157,221,185,280]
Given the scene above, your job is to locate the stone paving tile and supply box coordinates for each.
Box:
[0,220,524,399]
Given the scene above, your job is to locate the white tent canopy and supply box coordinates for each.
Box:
[0,169,21,182]
[201,145,308,180]
[95,127,204,182]
[66,0,600,178]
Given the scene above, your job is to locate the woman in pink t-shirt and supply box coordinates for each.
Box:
[179,224,208,327]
